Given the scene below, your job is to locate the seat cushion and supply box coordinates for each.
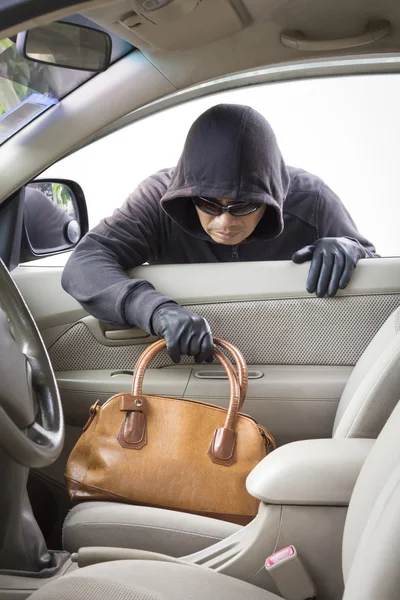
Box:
[29,560,281,600]
[63,502,241,556]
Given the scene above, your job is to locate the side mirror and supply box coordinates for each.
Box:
[16,21,112,72]
[22,179,88,261]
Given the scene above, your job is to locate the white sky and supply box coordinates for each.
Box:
[42,73,399,258]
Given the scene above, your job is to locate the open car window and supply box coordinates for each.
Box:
[38,72,399,268]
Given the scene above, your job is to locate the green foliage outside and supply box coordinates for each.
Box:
[33,182,74,216]
[54,183,74,215]
[0,38,57,117]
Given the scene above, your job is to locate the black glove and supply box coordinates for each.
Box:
[151,303,214,364]
[292,237,367,298]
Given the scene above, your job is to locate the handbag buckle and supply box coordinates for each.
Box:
[120,394,147,412]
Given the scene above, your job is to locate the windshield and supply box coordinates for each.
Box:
[0,28,133,144]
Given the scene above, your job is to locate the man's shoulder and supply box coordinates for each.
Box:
[122,168,175,219]
[283,167,324,227]
[287,166,324,195]
[133,168,175,200]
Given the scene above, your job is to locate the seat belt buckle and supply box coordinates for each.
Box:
[265,545,316,600]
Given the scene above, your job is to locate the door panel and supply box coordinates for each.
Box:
[48,292,400,370]
[12,257,400,462]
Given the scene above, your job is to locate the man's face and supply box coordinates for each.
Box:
[195,197,266,245]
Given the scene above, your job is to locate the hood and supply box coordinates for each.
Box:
[161,103,289,241]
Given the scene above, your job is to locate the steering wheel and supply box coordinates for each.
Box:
[0,258,64,467]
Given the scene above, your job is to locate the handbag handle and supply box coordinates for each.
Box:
[131,339,245,465]
[132,338,249,412]
[213,338,248,411]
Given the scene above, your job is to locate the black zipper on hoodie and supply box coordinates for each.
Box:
[232,245,239,261]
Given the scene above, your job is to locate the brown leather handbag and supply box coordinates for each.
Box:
[65,338,275,525]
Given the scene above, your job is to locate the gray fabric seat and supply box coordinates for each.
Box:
[63,306,400,556]
[31,399,400,599]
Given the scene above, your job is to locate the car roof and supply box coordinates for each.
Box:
[3,0,400,89]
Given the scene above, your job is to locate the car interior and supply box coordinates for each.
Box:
[2,0,400,599]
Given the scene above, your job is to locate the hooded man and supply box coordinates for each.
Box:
[62,104,376,364]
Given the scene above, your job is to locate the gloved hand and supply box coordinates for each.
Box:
[292,237,367,297]
[151,303,214,364]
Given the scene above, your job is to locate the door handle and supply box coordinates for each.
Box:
[104,328,150,341]
[194,370,263,380]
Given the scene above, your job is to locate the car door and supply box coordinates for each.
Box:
[12,72,400,496]
[14,255,400,449]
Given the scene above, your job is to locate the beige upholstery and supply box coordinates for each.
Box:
[341,392,400,581]
[29,560,280,600]
[31,401,400,598]
[333,305,400,438]
[246,438,374,506]
[63,306,400,557]
[50,295,400,371]
[341,400,400,598]
[63,503,240,556]
[343,464,400,599]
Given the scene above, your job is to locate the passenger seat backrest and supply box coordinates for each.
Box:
[333,306,400,439]
[342,399,400,597]
[343,462,400,599]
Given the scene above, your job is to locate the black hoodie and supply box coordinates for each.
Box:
[62,104,376,331]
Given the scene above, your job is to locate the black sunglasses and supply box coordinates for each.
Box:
[193,196,262,217]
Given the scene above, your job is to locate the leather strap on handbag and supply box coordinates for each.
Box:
[214,338,248,411]
[131,339,243,463]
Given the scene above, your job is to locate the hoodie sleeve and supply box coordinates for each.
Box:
[61,177,176,332]
[316,183,377,257]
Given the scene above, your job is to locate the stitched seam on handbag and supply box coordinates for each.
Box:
[67,412,101,500]
[207,429,236,467]
[100,395,265,441]
[65,478,254,517]
[117,413,147,449]
[103,393,243,417]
